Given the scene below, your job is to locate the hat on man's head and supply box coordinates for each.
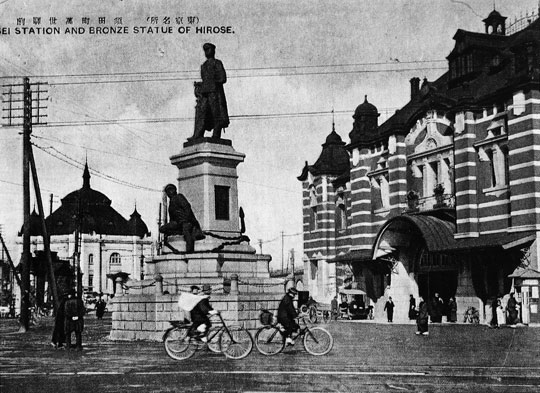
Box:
[164,183,176,193]
[203,42,216,51]
[202,284,212,293]
[190,285,200,292]
[287,287,298,295]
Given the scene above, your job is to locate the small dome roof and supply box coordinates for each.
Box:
[354,95,379,118]
[128,208,150,238]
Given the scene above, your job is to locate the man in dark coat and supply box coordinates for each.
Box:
[159,184,204,253]
[95,295,106,320]
[506,292,519,327]
[384,296,395,322]
[64,290,85,350]
[192,42,230,140]
[416,296,429,336]
[190,284,217,342]
[51,294,67,349]
[430,292,444,323]
[277,287,299,345]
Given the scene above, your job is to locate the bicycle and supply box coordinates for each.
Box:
[163,312,253,360]
[255,313,333,356]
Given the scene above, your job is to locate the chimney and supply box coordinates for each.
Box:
[410,77,420,99]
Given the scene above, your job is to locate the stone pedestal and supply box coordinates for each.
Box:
[170,139,245,238]
[109,138,287,341]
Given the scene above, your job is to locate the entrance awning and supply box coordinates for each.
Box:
[374,214,457,254]
[443,232,536,253]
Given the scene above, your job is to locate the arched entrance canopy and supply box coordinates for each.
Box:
[373,214,456,258]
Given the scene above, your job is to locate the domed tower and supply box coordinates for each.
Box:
[483,9,507,36]
[349,95,380,145]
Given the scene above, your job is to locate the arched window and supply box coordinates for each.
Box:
[109,253,121,265]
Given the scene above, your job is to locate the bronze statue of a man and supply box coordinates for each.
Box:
[191,43,230,141]
[159,184,205,253]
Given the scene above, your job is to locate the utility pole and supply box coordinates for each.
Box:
[258,239,263,254]
[49,193,53,216]
[2,77,49,331]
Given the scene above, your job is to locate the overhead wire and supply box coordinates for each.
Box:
[0,59,447,80]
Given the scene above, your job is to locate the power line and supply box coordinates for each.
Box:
[31,134,170,167]
[32,142,161,193]
[27,108,381,128]
[44,66,447,86]
[0,59,447,80]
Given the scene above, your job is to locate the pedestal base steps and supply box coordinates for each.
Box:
[109,291,283,341]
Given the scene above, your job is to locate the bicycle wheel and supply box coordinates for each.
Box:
[303,326,333,356]
[254,326,285,356]
[219,326,253,359]
[163,327,196,360]
[207,326,222,353]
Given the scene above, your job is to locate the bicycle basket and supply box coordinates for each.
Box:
[260,310,273,326]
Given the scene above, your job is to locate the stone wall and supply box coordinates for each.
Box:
[109,274,284,341]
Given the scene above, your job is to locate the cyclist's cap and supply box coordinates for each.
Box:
[287,287,298,295]
[164,183,176,192]
[190,285,200,292]
[202,284,212,293]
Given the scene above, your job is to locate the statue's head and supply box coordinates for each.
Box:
[203,42,216,58]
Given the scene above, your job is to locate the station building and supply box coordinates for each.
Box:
[299,10,540,323]
[23,163,154,297]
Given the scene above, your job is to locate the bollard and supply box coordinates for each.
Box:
[230,274,239,295]
[154,274,164,295]
[115,277,123,296]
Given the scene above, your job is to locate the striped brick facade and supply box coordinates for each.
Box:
[300,10,540,323]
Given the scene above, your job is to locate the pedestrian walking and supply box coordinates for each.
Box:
[64,290,86,350]
[384,296,395,322]
[95,295,107,320]
[447,296,457,323]
[408,295,417,320]
[416,296,429,336]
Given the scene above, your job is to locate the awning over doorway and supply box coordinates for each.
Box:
[374,214,457,254]
[443,232,536,253]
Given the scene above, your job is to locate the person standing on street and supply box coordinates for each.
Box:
[506,292,519,327]
[408,295,417,320]
[430,292,444,323]
[95,294,106,320]
[416,296,429,336]
[277,287,299,345]
[64,290,86,350]
[331,295,338,321]
[51,293,67,349]
[447,296,457,323]
[384,296,395,322]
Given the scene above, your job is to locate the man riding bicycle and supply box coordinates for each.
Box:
[277,287,299,346]
[190,284,218,342]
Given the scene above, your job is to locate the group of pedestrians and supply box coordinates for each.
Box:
[51,291,108,350]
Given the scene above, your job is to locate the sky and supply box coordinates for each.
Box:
[0,0,538,269]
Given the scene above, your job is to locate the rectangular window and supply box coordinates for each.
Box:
[214,185,230,221]
[88,274,93,289]
[88,254,93,265]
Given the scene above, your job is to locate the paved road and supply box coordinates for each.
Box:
[1,315,539,392]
